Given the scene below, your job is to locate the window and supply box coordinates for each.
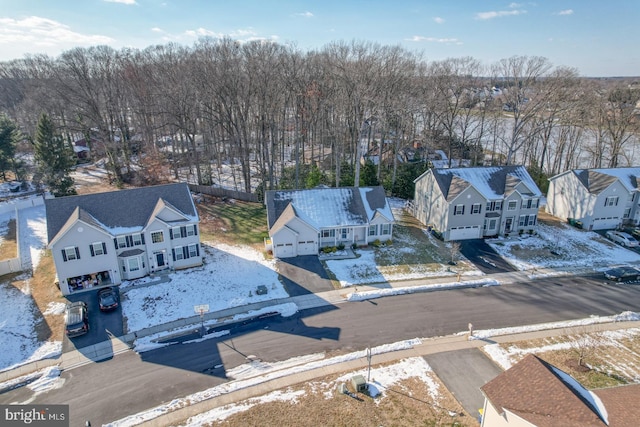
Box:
[486,201,502,212]
[605,196,619,207]
[508,201,517,210]
[188,244,198,257]
[519,215,526,227]
[132,233,143,245]
[187,225,197,236]
[369,225,378,236]
[174,246,184,260]
[63,246,80,261]
[381,223,391,235]
[90,242,106,256]
[528,214,537,226]
[116,236,127,248]
[454,204,465,215]
[472,203,481,214]
[489,219,497,229]
[128,258,140,272]
[321,229,335,238]
[151,231,164,243]
[341,228,348,239]
[624,207,631,219]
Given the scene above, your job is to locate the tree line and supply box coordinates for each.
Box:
[0,38,638,198]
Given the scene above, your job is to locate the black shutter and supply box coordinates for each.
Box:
[102,242,107,254]
[181,226,187,238]
[169,229,173,240]
[141,234,145,244]
[114,238,118,250]
[196,244,200,256]
[127,236,133,247]
[62,250,67,262]
[172,248,175,261]
[183,246,188,259]
[194,225,198,235]
[90,245,95,257]
[75,247,80,260]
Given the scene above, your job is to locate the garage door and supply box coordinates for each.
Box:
[449,225,481,240]
[592,217,620,230]
[297,240,317,256]
[275,243,295,258]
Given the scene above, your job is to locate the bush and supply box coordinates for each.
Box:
[337,243,345,251]
[321,246,338,254]
[371,239,382,247]
[385,239,393,246]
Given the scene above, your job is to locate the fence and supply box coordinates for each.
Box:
[187,184,259,203]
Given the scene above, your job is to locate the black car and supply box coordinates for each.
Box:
[603,266,640,282]
[65,301,89,337]
[98,287,119,311]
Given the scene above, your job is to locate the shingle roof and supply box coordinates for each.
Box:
[45,183,197,244]
[428,166,541,202]
[573,167,640,194]
[264,186,393,230]
[593,384,640,426]
[481,354,608,427]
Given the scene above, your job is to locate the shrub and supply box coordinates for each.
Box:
[385,239,393,246]
[337,243,345,251]
[371,239,382,247]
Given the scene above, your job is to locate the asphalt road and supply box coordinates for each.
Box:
[2,275,640,426]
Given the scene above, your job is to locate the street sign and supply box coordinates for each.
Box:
[194,304,209,314]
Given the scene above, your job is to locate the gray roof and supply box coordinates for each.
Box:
[427,166,541,201]
[264,186,392,230]
[573,168,640,194]
[45,183,196,244]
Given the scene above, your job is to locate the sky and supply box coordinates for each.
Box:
[0,0,638,77]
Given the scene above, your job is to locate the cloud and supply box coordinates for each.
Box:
[181,27,279,44]
[0,16,114,51]
[406,36,461,45]
[150,27,163,33]
[433,17,445,24]
[475,10,527,20]
[556,9,574,15]
[104,0,137,4]
[294,11,314,18]
[508,2,523,7]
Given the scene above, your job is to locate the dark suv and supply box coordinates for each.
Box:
[65,301,89,337]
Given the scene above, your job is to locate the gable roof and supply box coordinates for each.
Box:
[264,186,393,230]
[45,183,197,244]
[421,166,542,202]
[572,167,640,194]
[481,354,608,427]
[593,384,640,426]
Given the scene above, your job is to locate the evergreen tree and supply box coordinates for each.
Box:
[34,113,77,197]
[0,114,19,181]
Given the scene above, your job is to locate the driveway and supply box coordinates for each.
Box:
[424,348,503,420]
[63,287,124,352]
[460,239,516,273]
[276,255,335,296]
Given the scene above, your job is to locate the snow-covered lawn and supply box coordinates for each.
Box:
[122,243,289,332]
[488,222,640,270]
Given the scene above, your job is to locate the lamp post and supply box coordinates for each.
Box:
[366,347,372,382]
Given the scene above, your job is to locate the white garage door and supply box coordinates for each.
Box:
[275,243,295,258]
[449,225,481,240]
[592,217,620,230]
[297,240,317,256]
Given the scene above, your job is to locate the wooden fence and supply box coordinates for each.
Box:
[187,184,259,203]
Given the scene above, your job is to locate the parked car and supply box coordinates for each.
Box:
[65,301,89,337]
[625,227,640,240]
[604,266,640,282]
[605,230,639,247]
[98,287,119,312]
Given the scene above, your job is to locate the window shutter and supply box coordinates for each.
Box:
[169,229,173,240]
[90,245,95,257]
[127,236,133,247]
[62,250,67,262]
[75,247,80,260]
[181,226,187,238]
[102,242,107,254]
[172,248,175,261]
[196,244,200,256]
[114,238,118,249]
[194,225,198,235]
[141,234,145,244]
[183,246,188,259]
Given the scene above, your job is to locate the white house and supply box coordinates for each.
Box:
[264,186,394,258]
[45,183,202,296]
[546,167,640,230]
[413,166,542,241]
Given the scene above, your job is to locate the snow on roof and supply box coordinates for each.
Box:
[551,366,609,425]
[575,167,640,192]
[266,186,391,230]
[432,166,542,200]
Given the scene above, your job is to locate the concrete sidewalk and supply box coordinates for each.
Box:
[141,319,640,427]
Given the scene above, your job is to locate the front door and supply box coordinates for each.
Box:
[505,217,513,233]
[155,251,165,268]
